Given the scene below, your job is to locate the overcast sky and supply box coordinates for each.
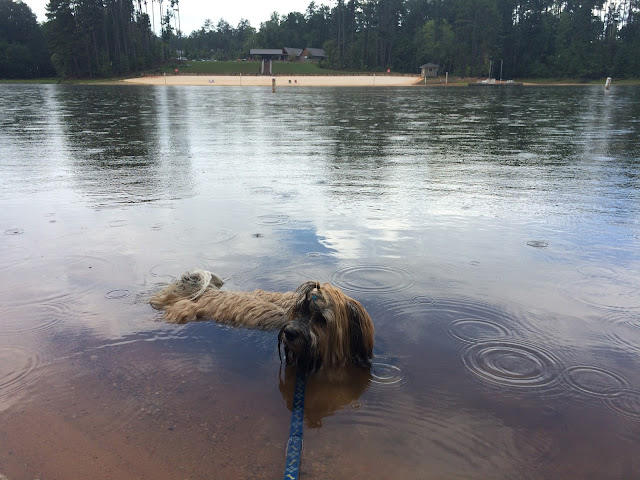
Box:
[22,0,332,36]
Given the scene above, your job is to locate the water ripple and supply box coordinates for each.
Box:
[5,254,112,307]
[526,240,549,248]
[0,346,44,410]
[590,314,640,354]
[252,214,291,226]
[370,362,405,387]
[422,297,538,341]
[0,245,31,272]
[410,295,437,305]
[0,303,68,335]
[148,265,177,282]
[105,289,131,299]
[605,389,640,421]
[462,341,563,390]
[331,265,415,294]
[449,318,514,344]
[561,265,640,311]
[230,264,333,292]
[562,365,629,398]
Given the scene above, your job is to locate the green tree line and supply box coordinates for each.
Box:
[182,0,639,78]
[1,0,639,79]
[43,0,163,77]
[1,0,54,77]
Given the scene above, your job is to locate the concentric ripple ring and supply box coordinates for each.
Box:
[370,362,405,385]
[462,341,562,389]
[252,214,291,226]
[563,365,629,398]
[605,389,640,421]
[331,265,415,294]
[449,318,513,344]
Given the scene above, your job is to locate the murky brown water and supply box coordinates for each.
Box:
[1,84,640,479]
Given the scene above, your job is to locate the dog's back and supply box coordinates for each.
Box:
[150,270,295,328]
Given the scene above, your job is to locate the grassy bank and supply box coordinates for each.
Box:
[157,60,359,76]
[0,78,59,84]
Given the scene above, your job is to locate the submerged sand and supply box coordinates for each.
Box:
[123,74,424,87]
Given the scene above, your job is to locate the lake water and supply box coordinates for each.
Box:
[1,84,639,479]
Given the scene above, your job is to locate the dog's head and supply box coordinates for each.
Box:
[278,281,374,372]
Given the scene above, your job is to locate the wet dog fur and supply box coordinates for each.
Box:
[150,270,374,371]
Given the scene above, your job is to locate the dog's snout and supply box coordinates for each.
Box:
[283,327,299,341]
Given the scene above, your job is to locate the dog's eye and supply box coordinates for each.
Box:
[314,315,327,325]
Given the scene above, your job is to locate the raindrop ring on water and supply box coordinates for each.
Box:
[252,214,290,226]
[411,295,437,305]
[449,318,513,344]
[576,265,618,280]
[526,240,548,248]
[0,346,44,405]
[562,365,629,398]
[560,265,638,312]
[371,362,404,385]
[105,289,131,299]
[331,265,415,294]
[0,303,66,335]
[462,341,562,389]
[605,389,640,421]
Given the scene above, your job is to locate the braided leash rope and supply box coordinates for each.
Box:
[283,369,306,480]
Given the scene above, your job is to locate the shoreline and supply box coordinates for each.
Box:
[3,76,637,87]
[122,74,425,87]
[119,75,639,87]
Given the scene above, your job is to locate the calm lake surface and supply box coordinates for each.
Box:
[1,84,639,479]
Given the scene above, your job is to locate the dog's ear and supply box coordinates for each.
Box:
[347,299,374,368]
[208,272,224,289]
[290,281,319,317]
[294,281,319,298]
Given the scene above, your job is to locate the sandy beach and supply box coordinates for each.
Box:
[123,74,424,87]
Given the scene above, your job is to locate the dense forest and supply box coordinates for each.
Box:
[1,0,639,79]
[0,0,54,77]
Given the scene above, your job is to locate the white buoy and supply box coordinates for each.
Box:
[605,77,611,91]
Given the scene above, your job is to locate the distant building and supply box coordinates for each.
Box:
[250,49,286,61]
[420,63,439,77]
[284,47,303,60]
[249,47,328,71]
[301,48,327,62]
[250,49,288,74]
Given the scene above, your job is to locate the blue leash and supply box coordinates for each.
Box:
[283,369,306,480]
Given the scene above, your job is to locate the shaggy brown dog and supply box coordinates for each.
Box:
[150,270,374,371]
